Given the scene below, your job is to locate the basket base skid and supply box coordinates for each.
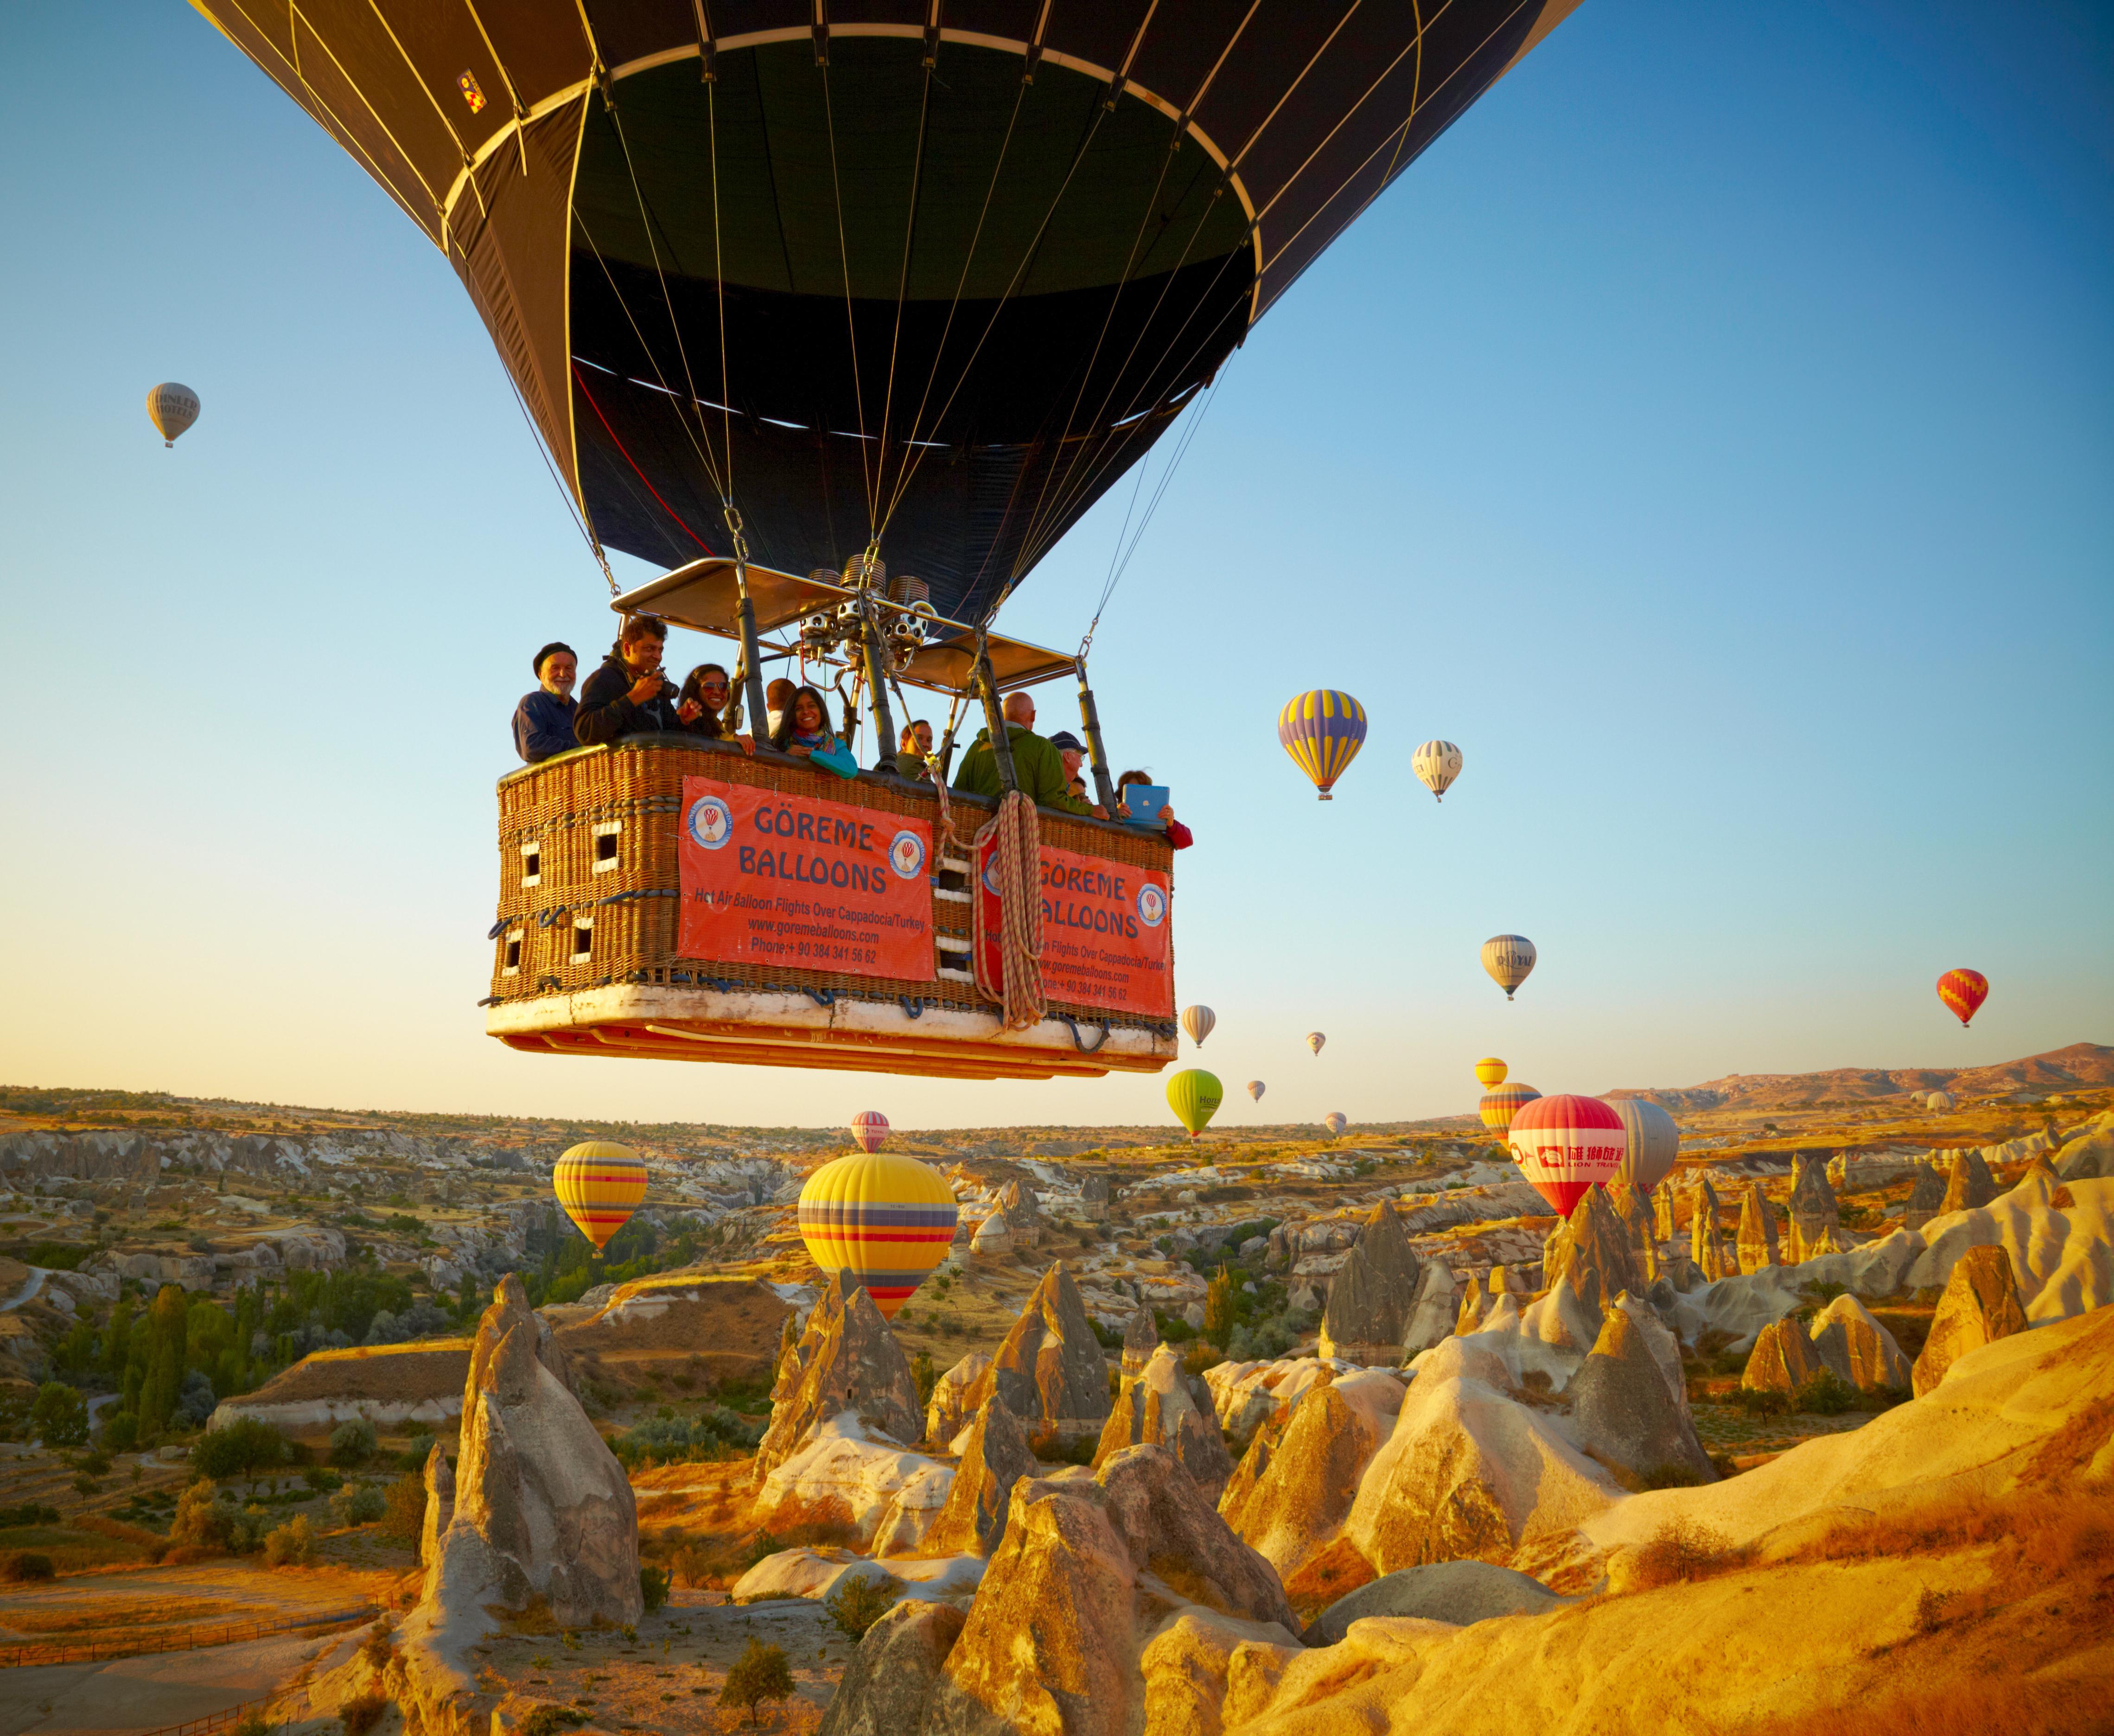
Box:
[486,983,1173,1080]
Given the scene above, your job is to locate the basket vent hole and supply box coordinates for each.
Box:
[522,847,541,881]
[596,834,618,863]
[503,938,522,971]
[572,923,592,959]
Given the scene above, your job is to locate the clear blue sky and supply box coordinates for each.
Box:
[3,2,2108,1131]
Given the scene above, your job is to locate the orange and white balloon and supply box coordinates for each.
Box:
[1505,1094,1625,1216]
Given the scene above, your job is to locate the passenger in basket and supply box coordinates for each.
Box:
[513,641,579,764]
[764,677,797,744]
[574,617,682,745]
[1049,728,1089,787]
[892,719,935,781]
[675,663,756,754]
[1118,769,1192,849]
[772,684,859,779]
[952,691,1105,818]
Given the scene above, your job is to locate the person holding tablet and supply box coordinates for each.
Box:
[1117,769,1192,849]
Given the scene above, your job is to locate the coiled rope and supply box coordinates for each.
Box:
[972,790,1044,1031]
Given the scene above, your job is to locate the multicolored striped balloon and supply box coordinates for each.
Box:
[1478,1080,1540,1134]
[553,1141,649,1252]
[1180,1005,1216,1048]
[1412,740,1463,802]
[1936,968,1988,1028]
[1248,1080,1266,1102]
[849,1110,890,1154]
[796,1152,958,1318]
[1605,1097,1680,1192]
[1481,934,1536,1000]
[1507,1094,1626,1216]
[1474,1056,1509,1088]
[1277,690,1368,801]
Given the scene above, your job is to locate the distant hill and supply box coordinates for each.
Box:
[1605,1042,2113,1112]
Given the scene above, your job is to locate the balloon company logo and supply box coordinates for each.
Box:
[458,71,487,113]
[888,830,927,880]
[687,796,734,850]
[1135,883,1167,928]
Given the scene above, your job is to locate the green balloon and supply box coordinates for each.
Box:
[1166,1069,1225,1139]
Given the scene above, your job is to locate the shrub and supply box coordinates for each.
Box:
[338,1692,389,1736]
[170,1480,232,1550]
[824,1571,900,1640]
[377,1476,425,1544]
[1203,1264,1238,1344]
[719,1638,793,1726]
[30,1383,88,1449]
[330,1418,378,1468]
[911,1347,937,1407]
[330,1483,387,1527]
[2,1552,55,1582]
[193,1418,290,1481]
[1735,1385,1791,1417]
[1795,1369,1858,1417]
[517,1710,585,1736]
[230,1712,273,1736]
[639,1564,671,1614]
[263,1513,316,1566]
[360,1619,397,1669]
[0,1503,59,1527]
[1624,1518,1747,1590]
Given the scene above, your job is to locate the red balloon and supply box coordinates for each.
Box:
[1936,969,1988,1028]
[1506,1094,1626,1217]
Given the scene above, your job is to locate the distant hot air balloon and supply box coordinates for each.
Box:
[553,1141,648,1252]
[1926,1090,1956,1111]
[1167,1069,1224,1140]
[1605,1098,1680,1193]
[1481,934,1536,1000]
[1181,1005,1217,1049]
[1507,1095,1626,1216]
[1479,1081,1540,1134]
[146,383,201,447]
[1277,691,1368,801]
[849,1110,890,1154]
[1322,1111,1348,1137]
[1248,1080,1266,1103]
[1474,1057,1509,1088]
[1307,1032,1326,1056]
[797,1151,958,1319]
[1937,969,1988,1028]
[1412,740,1463,803]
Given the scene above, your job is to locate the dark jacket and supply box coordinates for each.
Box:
[952,723,1094,816]
[512,689,579,764]
[574,645,683,746]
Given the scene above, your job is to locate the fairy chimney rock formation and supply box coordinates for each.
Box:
[755,1270,922,1479]
[1605,1179,1660,1282]
[922,1394,1038,1557]
[926,1351,993,1448]
[1653,1183,1677,1250]
[1787,1153,1847,1263]
[996,1179,1043,1244]
[1121,1302,1160,1378]
[970,1210,1013,1256]
[1318,1198,1423,1365]
[1400,1260,1460,1358]
[1741,1315,1823,1394]
[1542,1185,1638,1318]
[1938,1149,1999,1217]
[1568,1303,1715,1485]
[1095,1342,1235,1502]
[961,1260,1111,1435]
[1735,1180,1781,1273]
[1079,1173,1112,1222]
[1689,1178,1731,1283]
[420,1274,640,1632]
[418,1438,452,1570]
[1912,1245,2028,1397]
[1904,1162,1947,1233]
[1810,1293,1912,1390]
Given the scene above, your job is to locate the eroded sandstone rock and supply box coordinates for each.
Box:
[1318,1199,1421,1366]
[1605,1179,1659,1282]
[1096,1343,1235,1502]
[756,1271,922,1480]
[1741,1315,1823,1394]
[1939,1149,1999,1216]
[1400,1261,1459,1359]
[1542,1186,1639,1317]
[1734,1180,1780,1273]
[1567,1304,1714,1485]
[960,1261,1111,1433]
[927,1352,993,1448]
[817,1598,968,1736]
[1911,1244,2027,1396]
[1689,1178,1731,1282]
[923,1395,1038,1557]
[1787,1153,1846,1263]
[1808,1292,1910,1390]
[1219,1367,1402,1583]
[1122,1303,1160,1378]
[1904,1161,1947,1233]
[1304,1559,1565,1646]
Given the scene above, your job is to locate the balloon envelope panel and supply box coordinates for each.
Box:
[554,1141,649,1251]
[1606,1098,1680,1192]
[1277,692,1368,798]
[1506,1094,1625,1217]
[1479,1082,1540,1133]
[1474,1057,1509,1088]
[1937,969,1989,1027]
[797,1153,958,1318]
[1168,1069,1224,1138]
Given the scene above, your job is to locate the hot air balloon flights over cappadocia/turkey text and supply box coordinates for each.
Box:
[6,3,2109,1731]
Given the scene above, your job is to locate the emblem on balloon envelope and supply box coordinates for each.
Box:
[1506,1094,1626,1216]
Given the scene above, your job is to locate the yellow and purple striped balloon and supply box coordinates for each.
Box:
[796,1152,959,1319]
[553,1141,649,1252]
[1277,689,1368,801]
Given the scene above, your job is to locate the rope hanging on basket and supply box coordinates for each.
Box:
[972,790,1044,1031]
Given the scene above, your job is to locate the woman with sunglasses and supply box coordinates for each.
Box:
[675,663,755,754]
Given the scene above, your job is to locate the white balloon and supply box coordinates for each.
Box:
[1604,1098,1680,1192]
[1412,740,1463,802]
[1322,1111,1348,1136]
[146,382,201,447]
[1180,1005,1216,1049]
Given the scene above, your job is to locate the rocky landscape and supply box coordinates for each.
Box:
[0,1045,2108,1732]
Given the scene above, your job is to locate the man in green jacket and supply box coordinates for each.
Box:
[953,691,1107,817]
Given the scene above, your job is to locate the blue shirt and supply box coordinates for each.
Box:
[513,689,579,764]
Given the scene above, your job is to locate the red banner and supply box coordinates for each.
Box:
[975,838,1173,1018]
[677,777,934,982]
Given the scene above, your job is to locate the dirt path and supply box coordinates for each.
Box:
[0,1268,49,1313]
[0,1564,385,1645]
[0,1628,337,1736]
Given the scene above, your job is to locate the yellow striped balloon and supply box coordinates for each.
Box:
[1474,1056,1509,1088]
[797,1152,959,1319]
[553,1141,649,1251]
[1276,689,1369,800]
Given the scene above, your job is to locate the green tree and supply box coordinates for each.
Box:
[139,1285,189,1436]
[30,1383,88,1448]
[719,1639,792,1726]
[53,1315,97,1378]
[911,1347,937,1407]
[1203,1264,1238,1345]
[101,1293,135,1381]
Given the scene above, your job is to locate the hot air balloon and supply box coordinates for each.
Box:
[1605,1098,1680,1193]
[1474,1057,1509,1088]
[1278,691,1369,800]
[553,1141,648,1252]
[1926,1090,1956,1111]
[1478,1081,1541,1134]
[1181,1005,1217,1049]
[797,1152,958,1319]
[1412,740,1463,803]
[193,3,1580,1081]
[1482,935,1537,1000]
[849,1111,890,1154]
[1937,969,1989,1028]
[146,383,200,447]
[1248,1080,1266,1103]
[1168,1070,1224,1141]
[1506,1095,1626,1217]
[1322,1111,1348,1137]
[1307,1033,1327,1056]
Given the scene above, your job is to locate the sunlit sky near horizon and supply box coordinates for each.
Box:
[2,2,2109,1132]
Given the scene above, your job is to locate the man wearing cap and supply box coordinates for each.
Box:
[1048,728,1089,792]
[513,642,579,764]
